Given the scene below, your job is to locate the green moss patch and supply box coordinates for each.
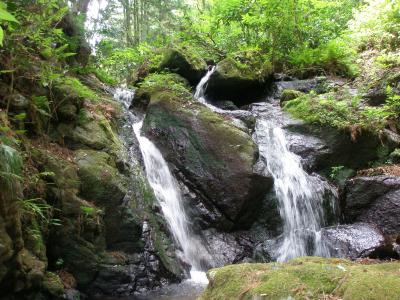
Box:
[200,257,400,300]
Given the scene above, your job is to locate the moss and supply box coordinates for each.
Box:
[200,257,400,300]
[56,76,98,101]
[281,89,304,103]
[220,51,273,81]
[157,47,206,83]
[75,149,127,206]
[284,90,391,134]
[43,272,64,297]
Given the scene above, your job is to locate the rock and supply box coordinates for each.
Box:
[58,103,78,121]
[203,230,247,267]
[285,123,384,174]
[43,272,65,297]
[275,77,328,97]
[141,74,273,229]
[280,89,304,105]
[364,86,387,106]
[56,116,116,151]
[205,55,273,106]
[212,100,239,111]
[75,149,127,205]
[16,249,46,289]
[199,257,400,300]
[157,48,207,85]
[342,176,400,235]
[321,223,385,259]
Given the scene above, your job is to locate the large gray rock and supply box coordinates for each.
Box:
[342,176,400,235]
[140,74,273,229]
[322,223,385,259]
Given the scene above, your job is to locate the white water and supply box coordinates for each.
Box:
[255,119,332,262]
[194,66,216,103]
[194,68,334,262]
[133,122,211,283]
[114,87,211,284]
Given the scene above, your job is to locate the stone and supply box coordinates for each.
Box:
[205,56,273,106]
[141,74,273,229]
[342,176,400,235]
[321,223,385,259]
[157,48,207,85]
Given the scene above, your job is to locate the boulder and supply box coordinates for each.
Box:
[157,48,207,85]
[200,257,400,300]
[280,89,304,105]
[140,74,272,229]
[205,55,273,106]
[321,223,385,259]
[285,123,384,174]
[342,176,400,235]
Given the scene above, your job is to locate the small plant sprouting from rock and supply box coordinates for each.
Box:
[330,166,345,181]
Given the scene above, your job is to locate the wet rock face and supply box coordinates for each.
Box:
[140,75,272,229]
[322,223,385,259]
[342,176,400,235]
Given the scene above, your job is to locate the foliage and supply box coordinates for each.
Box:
[330,166,345,180]
[0,143,22,194]
[284,89,394,137]
[58,76,98,101]
[18,197,60,226]
[349,0,400,51]
[289,38,359,77]
[0,1,18,46]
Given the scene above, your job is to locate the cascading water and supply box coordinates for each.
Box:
[255,119,332,262]
[194,66,215,104]
[133,122,212,283]
[195,68,336,262]
[114,87,211,284]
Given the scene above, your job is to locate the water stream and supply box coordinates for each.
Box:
[114,88,211,286]
[254,119,331,261]
[132,122,212,282]
[195,69,335,262]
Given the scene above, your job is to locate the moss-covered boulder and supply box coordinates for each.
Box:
[140,74,272,229]
[205,53,273,106]
[280,89,304,105]
[75,149,127,205]
[157,48,207,85]
[200,257,400,300]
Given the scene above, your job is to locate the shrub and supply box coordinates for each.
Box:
[289,38,359,77]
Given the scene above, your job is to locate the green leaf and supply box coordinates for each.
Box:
[0,26,3,46]
[0,8,18,23]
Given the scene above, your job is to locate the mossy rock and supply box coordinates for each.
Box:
[15,249,46,289]
[280,89,304,105]
[43,272,64,297]
[157,47,207,85]
[141,74,272,229]
[55,109,122,153]
[132,73,192,111]
[200,257,400,300]
[75,149,127,206]
[205,53,274,106]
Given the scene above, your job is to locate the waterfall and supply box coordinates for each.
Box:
[194,69,335,262]
[114,87,211,284]
[255,119,332,262]
[194,66,216,103]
